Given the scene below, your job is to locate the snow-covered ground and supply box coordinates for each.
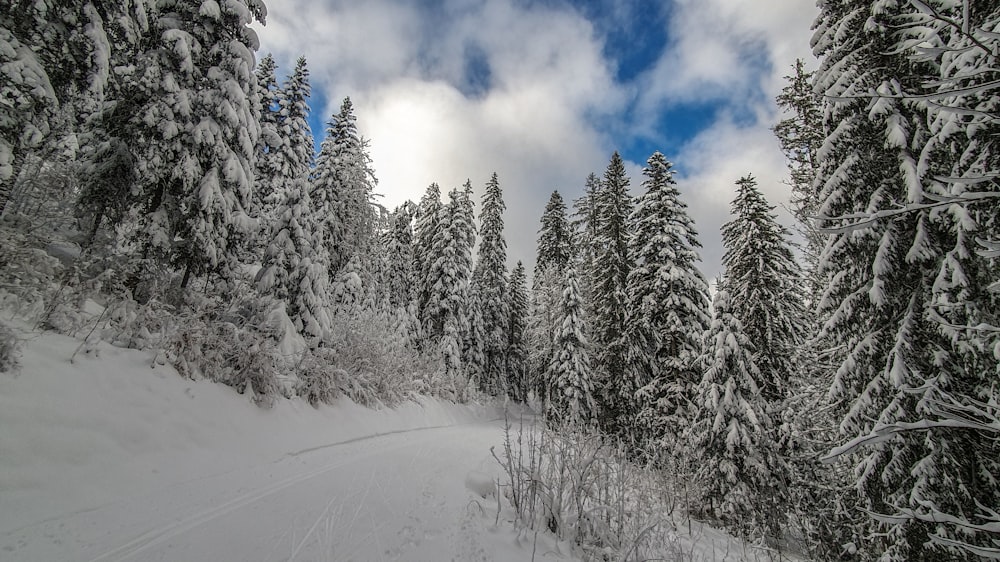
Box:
[0,330,574,561]
[1,328,765,562]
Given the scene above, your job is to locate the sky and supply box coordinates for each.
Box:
[255,0,819,282]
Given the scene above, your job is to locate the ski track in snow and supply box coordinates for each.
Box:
[2,421,535,562]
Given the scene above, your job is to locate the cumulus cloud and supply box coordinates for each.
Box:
[256,0,819,278]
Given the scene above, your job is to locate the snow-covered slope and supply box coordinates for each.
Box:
[0,330,573,561]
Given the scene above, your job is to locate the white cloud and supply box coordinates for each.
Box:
[256,0,819,278]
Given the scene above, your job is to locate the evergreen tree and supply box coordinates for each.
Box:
[425,187,475,387]
[528,191,573,406]
[534,191,573,279]
[721,175,804,403]
[548,264,596,427]
[472,172,509,397]
[382,203,416,310]
[572,172,602,330]
[812,1,1000,558]
[691,288,783,543]
[412,183,442,338]
[252,52,283,220]
[626,152,710,450]
[272,56,312,197]
[127,0,265,287]
[312,97,377,277]
[506,261,530,403]
[256,177,330,345]
[774,59,824,300]
[591,151,634,435]
[457,180,484,390]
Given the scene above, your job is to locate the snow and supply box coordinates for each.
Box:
[0,328,569,561]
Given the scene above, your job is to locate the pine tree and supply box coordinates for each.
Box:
[528,190,573,407]
[721,175,804,403]
[592,151,634,435]
[691,288,784,543]
[534,191,573,279]
[312,97,377,278]
[425,187,475,387]
[812,1,1000,558]
[457,180,484,390]
[412,183,442,339]
[127,0,265,287]
[572,172,602,330]
[252,52,283,220]
[506,261,530,403]
[626,152,710,450]
[548,264,596,427]
[256,177,330,345]
[272,56,312,197]
[472,172,509,397]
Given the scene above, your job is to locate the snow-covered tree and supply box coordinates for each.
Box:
[506,260,530,402]
[256,177,330,345]
[812,1,1000,558]
[534,190,573,279]
[412,182,442,340]
[626,152,710,449]
[312,97,377,277]
[273,56,313,194]
[472,172,509,397]
[528,190,573,406]
[548,264,596,427]
[721,175,804,403]
[592,151,634,435]
[425,187,475,386]
[126,0,264,287]
[252,52,282,221]
[572,172,602,328]
[691,288,783,543]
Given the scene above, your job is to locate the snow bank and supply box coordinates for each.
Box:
[0,329,498,535]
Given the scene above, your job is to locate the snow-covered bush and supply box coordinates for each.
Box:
[295,348,344,408]
[0,321,21,373]
[492,413,689,561]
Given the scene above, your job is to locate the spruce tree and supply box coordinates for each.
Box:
[256,177,330,345]
[548,264,596,427]
[626,152,710,450]
[720,175,804,403]
[127,0,265,287]
[528,191,573,407]
[691,288,783,543]
[412,183,442,339]
[272,56,312,198]
[506,261,530,403]
[591,151,634,435]
[252,52,283,221]
[311,97,377,279]
[812,1,1000,558]
[472,173,509,397]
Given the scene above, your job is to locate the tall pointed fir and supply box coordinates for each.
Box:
[591,151,634,436]
[413,183,442,341]
[506,261,530,403]
[528,191,573,408]
[272,56,312,198]
[721,176,804,403]
[312,97,377,278]
[471,173,509,397]
[626,152,710,452]
[256,177,330,346]
[126,0,265,288]
[812,1,1000,559]
[458,180,485,391]
[548,264,596,427]
[425,187,475,395]
[252,52,283,222]
[572,172,603,326]
[690,288,782,544]
[774,59,824,301]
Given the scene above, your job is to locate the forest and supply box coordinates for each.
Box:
[1,1,998,561]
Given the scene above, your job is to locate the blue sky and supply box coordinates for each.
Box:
[257,0,818,281]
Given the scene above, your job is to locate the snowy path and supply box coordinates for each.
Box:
[2,421,539,562]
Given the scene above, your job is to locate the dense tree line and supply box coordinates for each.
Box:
[2,1,997,559]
